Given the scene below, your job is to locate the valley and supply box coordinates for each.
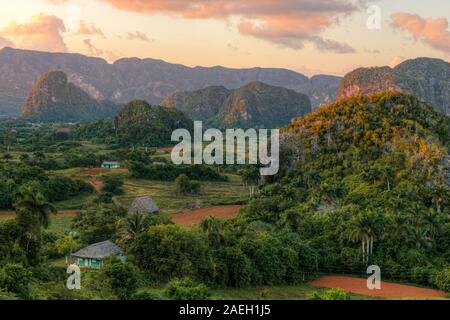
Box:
[0,48,448,301]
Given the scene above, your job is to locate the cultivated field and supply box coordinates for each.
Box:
[311,276,448,299]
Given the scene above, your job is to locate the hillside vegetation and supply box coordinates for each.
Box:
[74,100,193,147]
[338,58,450,116]
[21,71,119,122]
[162,81,311,128]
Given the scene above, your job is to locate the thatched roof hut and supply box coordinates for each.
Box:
[72,240,124,269]
[128,196,160,214]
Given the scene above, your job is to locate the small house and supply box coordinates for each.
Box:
[72,240,124,269]
[101,161,121,169]
[128,195,160,214]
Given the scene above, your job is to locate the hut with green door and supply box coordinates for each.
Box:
[72,240,124,269]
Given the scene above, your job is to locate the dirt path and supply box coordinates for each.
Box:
[311,275,448,299]
[86,179,103,192]
[0,210,79,220]
[171,205,242,227]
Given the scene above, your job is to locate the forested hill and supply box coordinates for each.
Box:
[239,92,449,282]
[338,58,450,116]
[74,99,193,147]
[162,81,312,128]
[21,71,119,122]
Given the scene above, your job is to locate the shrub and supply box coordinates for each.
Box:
[435,268,450,293]
[165,278,211,300]
[175,174,201,195]
[0,264,32,299]
[311,288,348,300]
[102,258,140,300]
[102,175,124,195]
[132,289,163,300]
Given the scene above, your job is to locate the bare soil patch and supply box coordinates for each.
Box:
[171,205,242,227]
[311,275,448,299]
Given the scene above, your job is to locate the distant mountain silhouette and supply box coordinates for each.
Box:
[0,47,340,116]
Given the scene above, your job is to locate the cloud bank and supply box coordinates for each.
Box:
[0,13,67,52]
[102,0,360,53]
[391,12,450,55]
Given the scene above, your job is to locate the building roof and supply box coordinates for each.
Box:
[128,196,160,214]
[72,240,123,259]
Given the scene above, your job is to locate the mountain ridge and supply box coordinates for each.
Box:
[162,81,312,128]
[338,58,450,115]
[0,47,339,116]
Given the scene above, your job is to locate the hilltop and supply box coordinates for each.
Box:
[338,58,450,115]
[162,81,311,128]
[21,71,119,122]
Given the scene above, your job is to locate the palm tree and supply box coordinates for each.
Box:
[347,211,381,264]
[15,185,56,229]
[423,208,443,241]
[347,218,370,264]
[120,213,147,243]
[200,216,224,246]
[407,226,431,249]
[429,184,448,213]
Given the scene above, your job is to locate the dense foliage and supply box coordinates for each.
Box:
[125,93,449,290]
[129,161,227,182]
[0,162,92,209]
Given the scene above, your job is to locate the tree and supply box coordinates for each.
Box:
[239,166,260,197]
[15,184,56,229]
[102,175,124,195]
[103,258,139,300]
[199,216,224,246]
[0,264,32,299]
[118,213,148,244]
[55,235,81,265]
[2,129,16,153]
[72,202,126,244]
[346,210,382,265]
[407,226,431,250]
[129,224,213,280]
[175,174,200,195]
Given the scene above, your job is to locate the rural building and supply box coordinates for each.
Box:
[128,195,160,214]
[72,240,124,269]
[101,161,121,169]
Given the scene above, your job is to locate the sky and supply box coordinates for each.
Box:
[0,0,449,76]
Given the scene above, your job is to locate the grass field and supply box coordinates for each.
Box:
[115,174,248,215]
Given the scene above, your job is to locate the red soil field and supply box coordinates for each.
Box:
[311,275,448,299]
[79,168,107,176]
[171,205,242,227]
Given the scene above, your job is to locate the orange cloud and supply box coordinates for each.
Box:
[391,12,450,55]
[83,38,123,62]
[124,31,153,42]
[1,13,67,52]
[102,0,358,53]
[77,20,105,38]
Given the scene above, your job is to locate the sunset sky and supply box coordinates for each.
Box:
[0,0,449,76]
